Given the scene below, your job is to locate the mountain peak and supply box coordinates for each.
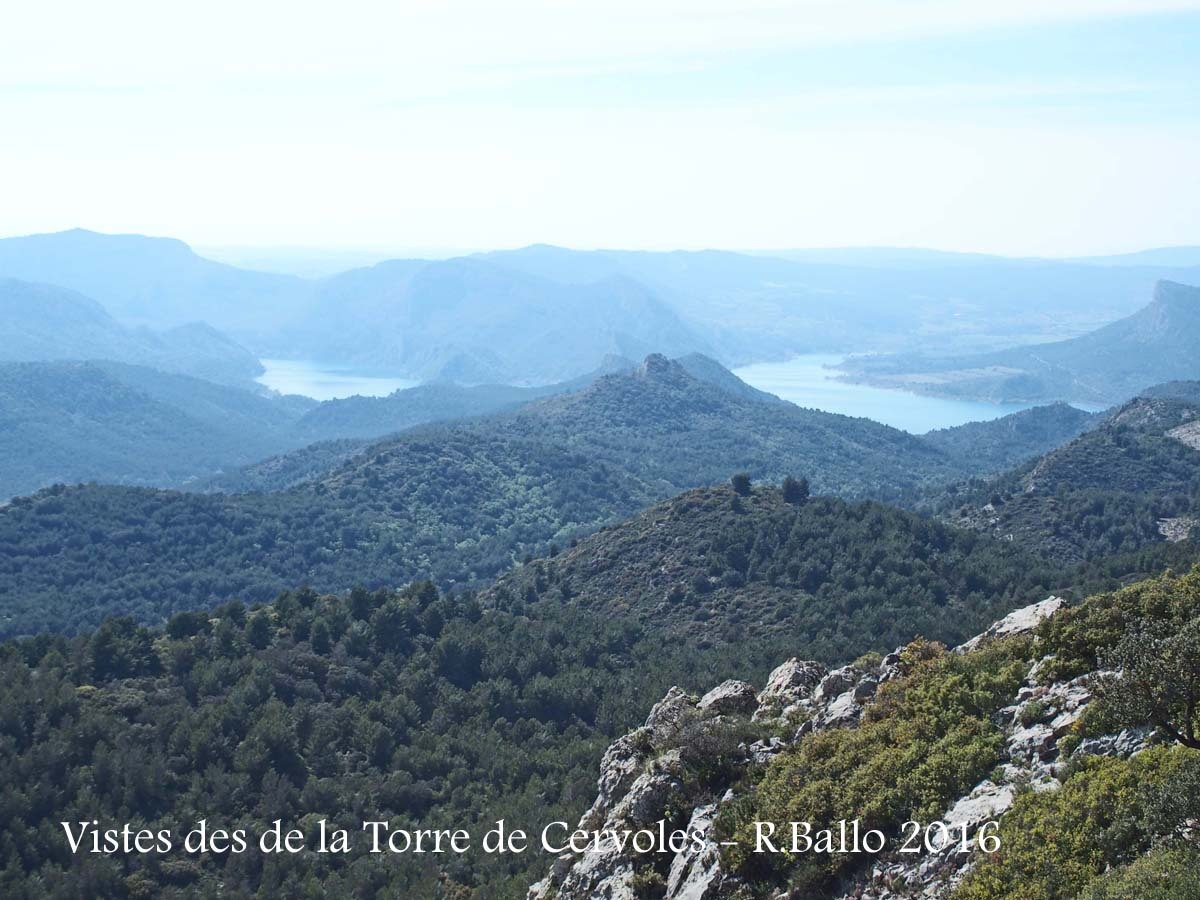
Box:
[1152,279,1200,310]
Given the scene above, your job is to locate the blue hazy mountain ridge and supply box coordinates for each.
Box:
[280,256,714,383]
[1067,247,1200,268]
[0,278,264,386]
[0,228,312,335]
[839,280,1200,405]
[7,228,1200,389]
[474,244,1200,361]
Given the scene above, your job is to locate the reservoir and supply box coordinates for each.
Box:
[256,359,419,401]
[733,354,1042,434]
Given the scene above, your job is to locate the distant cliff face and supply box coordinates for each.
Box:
[530,571,1200,900]
[840,279,1200,405]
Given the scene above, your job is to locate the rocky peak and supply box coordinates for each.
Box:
[637,352,678,379]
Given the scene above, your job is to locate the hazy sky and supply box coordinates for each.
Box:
[2,1,1198,255]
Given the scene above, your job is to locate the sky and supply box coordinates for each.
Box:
[1,0,1198,256]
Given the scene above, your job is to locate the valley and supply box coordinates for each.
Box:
[1,231,1198,900]
[6,6,1200,898]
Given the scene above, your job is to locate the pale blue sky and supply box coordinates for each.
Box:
[1,1,1197,255]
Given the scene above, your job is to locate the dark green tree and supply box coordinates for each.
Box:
[1099,620,1200,749]
[782,475,810,505]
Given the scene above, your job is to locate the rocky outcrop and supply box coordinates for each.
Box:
[697,680,757,716]
[529,597,1154,900]
[955,595,1064,653]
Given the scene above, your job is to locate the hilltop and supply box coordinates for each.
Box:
[473,354,960,502]
[484,484,1058,664]
[939,387,1200,562]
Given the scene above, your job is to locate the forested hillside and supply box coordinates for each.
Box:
[921,402,1101,474]
[0,362,310,498]
[485,485,1061,663]
[939,390,1200,562]
[4,557,1198,898]
[0,433,651,637]
[473,354,962,502]
[0,356,987,636]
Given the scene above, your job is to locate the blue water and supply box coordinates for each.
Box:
[256,359,419,401]
[734,354,1041,434]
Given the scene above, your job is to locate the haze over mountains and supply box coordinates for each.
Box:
[3,228,1199,390]
[0,279,263,386]
[841,280,1200,404]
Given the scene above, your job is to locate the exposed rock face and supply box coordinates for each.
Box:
[529,596,1156,900]
[956,595,1065,653]
[645,687,697,743]
[697,680,758,716]
[528,683,744,900]
[814,665,857,704]
[758,658,825,705]
[664,805,723,900]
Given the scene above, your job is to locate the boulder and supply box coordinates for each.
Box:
[748,737,787,765]
[698,680,758,716]
[877,650,903,684]
[853,676,879,703]
[611,750,686,826]
[813,689,863,730]
[1075,727,1152,759]
[756,658,825,706]
[813,666,857,704]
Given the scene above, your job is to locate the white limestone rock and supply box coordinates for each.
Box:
[956,596,1066,653]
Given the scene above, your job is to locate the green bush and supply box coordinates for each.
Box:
[718,637,1028,892]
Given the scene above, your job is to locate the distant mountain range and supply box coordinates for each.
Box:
[281,258,712,383]
[0,228,309,334]
[0,278,263,386]
[5,229,1200,386]
[841,280,1200,405]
